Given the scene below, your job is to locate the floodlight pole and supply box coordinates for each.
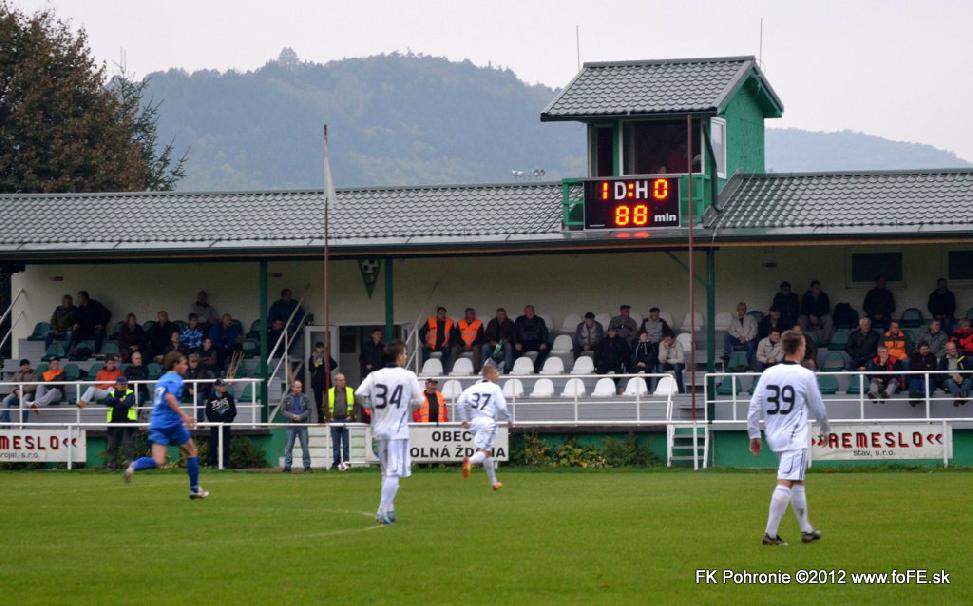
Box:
[687,115,697,421]
[323,125,332,397]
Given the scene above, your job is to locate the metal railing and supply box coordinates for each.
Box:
[0,288,26,351]
[266,287,310,387]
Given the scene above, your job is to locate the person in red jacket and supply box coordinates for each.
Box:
[78,355,123,408]
[413,378,449,423]
[950,320,973,354]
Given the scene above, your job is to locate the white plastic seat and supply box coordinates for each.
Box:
[502,378,524,398]
[676,332,693,353]
[681,311,704,332]
[441,379,463,399]
[715,312,733,332]
[658,311,674,327]
[538,313,553,331]
[591,377,617,397]
[511,356,535,375]
[559,314,582,333]
[551,334,573,354]
[570,356,594,375]
[594,313,611,329]
[629,312,643,326]
[539,356,564,375]
[421,358,443,376]
[623,377,649,396]
[561,378,586,397]
[653,375,678,396]
[529,378,554,398]
[449,357,474,376]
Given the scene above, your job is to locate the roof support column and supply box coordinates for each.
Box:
[612,120,622,176]
[705,248,716,423]
[258,259,269,420]
[384,257,394,341]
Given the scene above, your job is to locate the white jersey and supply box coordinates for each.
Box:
[747,361,831,452]
[355,366,423,440]
[456,380,510,430]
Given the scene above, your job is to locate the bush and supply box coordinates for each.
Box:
[602,433,660,468]
[510,432,660,469]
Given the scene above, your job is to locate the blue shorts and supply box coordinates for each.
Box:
[148,424,190,446]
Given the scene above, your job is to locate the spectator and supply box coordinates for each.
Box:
[282,379,311,472]
[183,353,214,410]
[723,302,757,364]
[78,356,122,408]
[883,320,909,369]
[638,307,670,346]
[950,319,973,355]
[46,294,78,351]
[844,318,879,370]
[595,325,630,377]
[190,290,219,328]
[866,346,902,404]
[359,329,385,379]
[938,341,970,406]
[756,329,783,371]
[208,313,241,369]
[907,342,938,406]
[32,358,66,409]
[327,373,358,469]
[420,306,455,371]
[757,306,785,341]
[180,313,204,351]
[414,378,448,423]
[75,291,111,353]
[309,341,336,422]
[268,288,304,328]
[798,280,833,342]
[574,312,604,358]
[156,329,189,364]
[862,275,895,329]
[125,350,150,404]
[513,305,550,372]
[1,359,37,424]
[267,318,285,348]
[927,278,957,333]
[631,332,656,374]
[146,311,177,358]
[771,281,800,328]
[198,337,219,375]
[656,332,685,394]
[454,308,485,372]
[103,376,136,470]
[917,319,949,358]
[205,379,237,467]
[116,313,145,362]
[481,308,514,373]
[791,325,817,370]
[609,305,638,348]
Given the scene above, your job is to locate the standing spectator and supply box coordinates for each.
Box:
[205,379,237,467]
[481,308,514,373]
[950,320,973,355]
[907,342,938,406]
[631,332,657,374]
[656,332,685,394]
[862,275,895,329]
[156,329,189,364]
[927,278,957,333]
[327,373,358,468]
[198,337,219,375]
[756,329,783,371]
[268,288,304,328]
[609,305,638,348]
[208,313,241,369]
[866,346,902,404]
[917,319,949,358]
[420,306,455,370]
[414,378,448,423]
[32,359,66,409]
[190,291,219,328]
[454,308,485,372]
[883,320,909,369]
[146,311,177,359]
[638,307,670,347]
[103,376,136,470]
[183,353,214,411]
[938,341,970,406]
[359,329,385,379]
[513,305,550,372]
[78,356,122,408]
[46,294,78,351]
[116,313,145,362]
[723,302,757,364]
[75,291,111,353]
[180,313,204,351]
[798,280,833,342]
[844,318,879,370]
[757,307,785,341]
[125,350,150,405]
[282,379,311,472]
[1,359,37,424]
[309,341,333,422]
[771,282,800,329]
[574,312,604,357]
[595,326,630,389]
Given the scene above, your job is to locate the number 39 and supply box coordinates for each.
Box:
[766,384,795,415]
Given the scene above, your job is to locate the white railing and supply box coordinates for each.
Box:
[0,289,26,351]
[266,287,310,387]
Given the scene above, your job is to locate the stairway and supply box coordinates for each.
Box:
[276,425,376,469]
[667,424,708,468]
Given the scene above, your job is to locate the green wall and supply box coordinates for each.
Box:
[720,78,767,177]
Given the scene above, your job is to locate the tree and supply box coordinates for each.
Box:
[0,2,185,193]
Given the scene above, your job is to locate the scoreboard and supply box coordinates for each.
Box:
[583,176,680,230]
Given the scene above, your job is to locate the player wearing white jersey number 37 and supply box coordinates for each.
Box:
[457,364,512,491]
[355,341,423,525]
[747,329,831,546]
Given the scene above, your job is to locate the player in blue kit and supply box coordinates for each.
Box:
[123,351,209,499]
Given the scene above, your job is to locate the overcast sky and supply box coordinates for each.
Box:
[16,0,973,161]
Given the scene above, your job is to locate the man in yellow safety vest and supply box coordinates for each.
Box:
[327,373,359,469]
[104,376,137,469]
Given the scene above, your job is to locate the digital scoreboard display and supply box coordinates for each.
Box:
[583,176,681,230]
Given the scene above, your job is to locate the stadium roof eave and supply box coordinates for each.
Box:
[708,224,973,245]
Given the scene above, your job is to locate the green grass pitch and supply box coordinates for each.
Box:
[1,468,970,604]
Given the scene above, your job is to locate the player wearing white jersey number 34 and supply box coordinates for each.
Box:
[747,329,831,546]
[355,341,423,525]
[457,364,512,491]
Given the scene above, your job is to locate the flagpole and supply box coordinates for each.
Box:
[323,125,332,400]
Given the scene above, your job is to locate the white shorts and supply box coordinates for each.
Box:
[777,448,808,481]
[377,438,411,478]
[473,426,497,452]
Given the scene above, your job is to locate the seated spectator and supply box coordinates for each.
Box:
[927,278,957,333]
[190,290,219,328]
[414,378,448,423]
[198,337,219,375]
[513,305,550,372]
[656,332,685,394]
[917,319,949,358]
[481,308,514,373]
[75,291,111,353]
[938,341,970,406]
[32,358,66,409]
[205,379,237,468]
[454,308,485,372]
[1,359,37,424]
[183,353,214,408]
[638,307,670,346]
[156,329,189,364]
[844,318,879,371]
[146,311,178,358]
[883,320,909,369]
[723,302,757,364]
[907,342,938,405]
[866,346,902,403]
[103,376,137,469]
[268,288,304,328]
[180,313,204,351]
[420,306,455,370]
[595,325,629,374]
[78,355,122,408]
[359,329,384,379]
[757,306,785,341]
[950,319,973,355]
[631,332,657,374]
[771,281,800,329]
[116,313,145,362]
[609,305,638,348]
[756,329,783,371]
[208,313,241,369]
[862,275,895,329]
[124,350,150,404]
[791,325,817,370]
[798,280,833,342]
[574,312,604,357]
[46,294,78,351]
[268,318,285,348]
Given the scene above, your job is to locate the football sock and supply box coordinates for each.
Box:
[470,451,486,465]
[132,456,156,471]
[790,485,814,533]
[483,457,497,485]
[765,485,791,538]
[187,456,200,491]
[380,476,400,514]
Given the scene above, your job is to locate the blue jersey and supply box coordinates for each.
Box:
[149,371,185,429]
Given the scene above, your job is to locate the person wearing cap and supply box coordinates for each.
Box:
[574,312,604,358]
[205,379,237,468]
[326,372,358,469]
[413,377,449,424]
[609,305,639,348]
[771,281,801,329]
[1,359,38,424]
[183,352,214,419]
[103,376,137,469]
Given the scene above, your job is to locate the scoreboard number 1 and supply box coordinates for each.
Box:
[583,176,681,230]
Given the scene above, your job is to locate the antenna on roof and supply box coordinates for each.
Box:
[758,18,764,68]
[576,25,581,71]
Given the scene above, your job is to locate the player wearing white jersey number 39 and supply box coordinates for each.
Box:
[457,364,511,491]
[747,329,831,546]
[355,341,423,525]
